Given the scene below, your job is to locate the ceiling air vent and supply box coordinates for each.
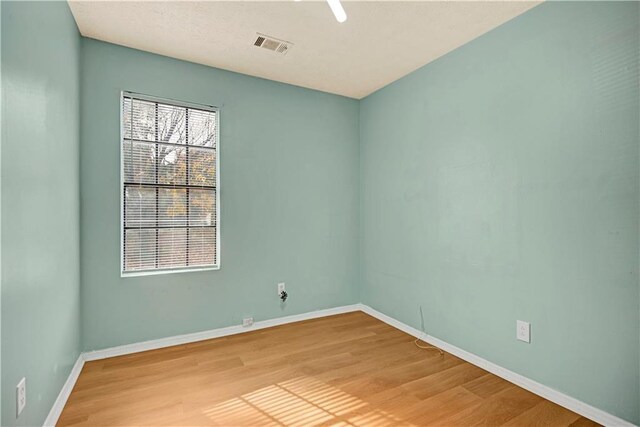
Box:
[253,33,292,55]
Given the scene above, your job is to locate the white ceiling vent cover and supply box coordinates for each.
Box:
[253,33,292,55]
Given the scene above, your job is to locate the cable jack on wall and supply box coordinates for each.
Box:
[278,282,288,302]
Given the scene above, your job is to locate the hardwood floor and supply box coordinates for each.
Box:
[58,312,598,426]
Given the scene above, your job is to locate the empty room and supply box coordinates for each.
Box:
[1,0,639,426]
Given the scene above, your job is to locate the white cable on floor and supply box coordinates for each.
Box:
[415,306,444,355]
[414,337,444,356]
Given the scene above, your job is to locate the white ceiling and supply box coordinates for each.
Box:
[68,1,540,99]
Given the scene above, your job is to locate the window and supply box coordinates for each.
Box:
[121,92,219,275]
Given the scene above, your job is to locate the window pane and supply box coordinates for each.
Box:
[124,98,156,141]
[158,143,187,185]
[125,186,156,228]
[189,189,215,226]
[124,229,156,271]
[188,227,216,266]
[188,109,216,147]
[158,188,187,227]
[158,104,186,145]
[158,228,187,268]
[188,147,216,187]
[123,140,156,184]
[123,97,131,139]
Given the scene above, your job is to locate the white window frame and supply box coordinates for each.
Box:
[120,91,221,277]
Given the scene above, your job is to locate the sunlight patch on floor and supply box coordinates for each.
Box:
[202,376,412,426]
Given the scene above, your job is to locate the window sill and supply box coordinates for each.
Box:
[121,265,220,278]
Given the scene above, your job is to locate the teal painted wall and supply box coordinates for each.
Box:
[359,1,639,424]
[1,2,81,426]
[79,39,360,351]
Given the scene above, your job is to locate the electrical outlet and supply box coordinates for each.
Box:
[16,377,26,417]
[278,282,286,296]
[242,317,254,327]
[516,320,530,343]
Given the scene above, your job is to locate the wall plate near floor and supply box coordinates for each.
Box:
[16,377,26,417]
[242,317,254,327]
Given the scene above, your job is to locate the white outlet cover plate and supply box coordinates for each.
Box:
[517,320,530,343]
[278,282,285,296]
[16,377,26,416]
[242,317,254,327]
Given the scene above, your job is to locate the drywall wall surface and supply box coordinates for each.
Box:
[1,2,81,425]
[360,1,639,423]
[80,38,360,350]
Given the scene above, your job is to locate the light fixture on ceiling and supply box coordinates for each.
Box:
[294,0,347,23]
[326,0,347,23]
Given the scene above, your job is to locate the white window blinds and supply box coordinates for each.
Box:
[121,93,219,274]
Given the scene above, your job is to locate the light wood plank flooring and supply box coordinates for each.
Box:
[58,312,598,426]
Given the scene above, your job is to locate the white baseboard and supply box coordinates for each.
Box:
[43,354,85,427]
[83,304,362,361]
[358,304,635,427]
[45,303,635,427]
